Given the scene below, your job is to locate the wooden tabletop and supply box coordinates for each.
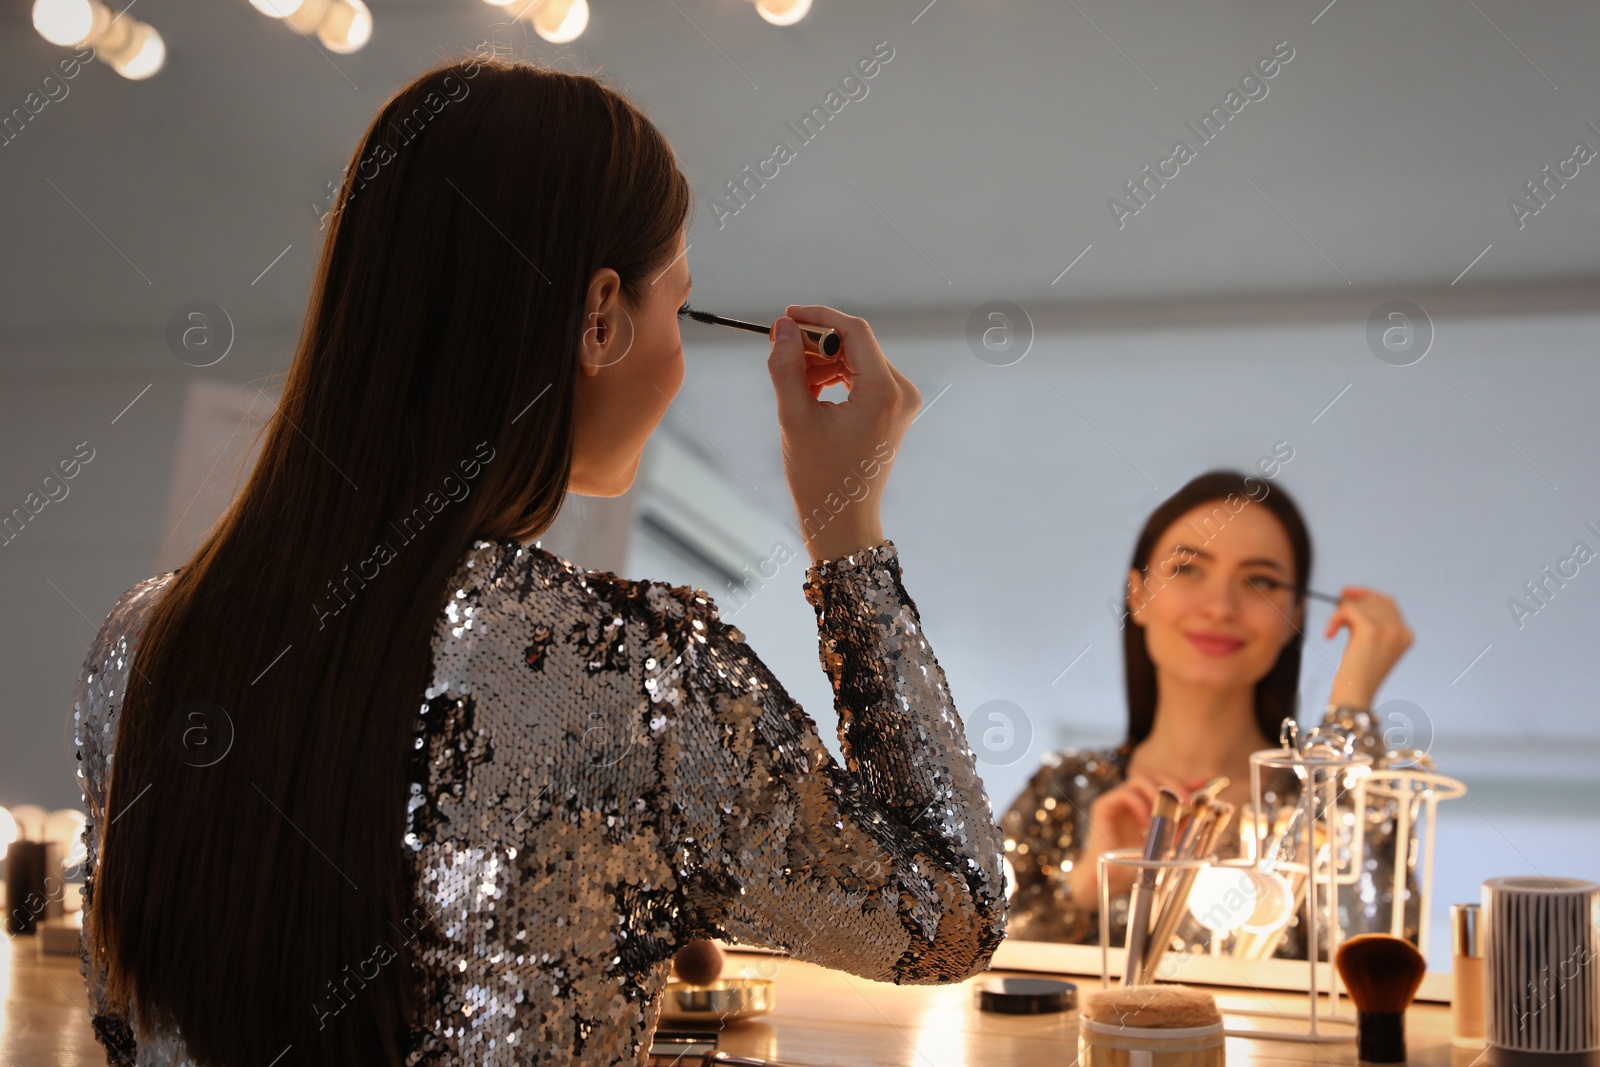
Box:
[4,933,1482,1067]
[667,951,1480,1067]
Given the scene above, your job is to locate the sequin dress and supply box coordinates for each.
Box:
[999,706,1420,958]
[74,537,1008,1066]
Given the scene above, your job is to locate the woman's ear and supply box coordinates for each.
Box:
[579,267,627,377]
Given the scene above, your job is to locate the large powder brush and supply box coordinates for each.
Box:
[1334,933,1428,1062]
[672,940,726,986]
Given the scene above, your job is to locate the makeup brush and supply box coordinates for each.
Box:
[1146,778,1227,924]
[1140,800,1235,980]
[1334,933,1428,1063]
[672,940,725,987]
[1122,786,1182,985]
[679,304,842,359]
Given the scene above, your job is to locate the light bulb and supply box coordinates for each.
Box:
[1187,866,1295,935]
[0,808,16,862]
[111,22,164,79]
[248,0,307,17]
[317,0,371,53]
[283,0,330,32]
[9,804,47,843]
[527,0,588,43]
[755,0,811,26]
[48,810,88,870]
[45,809,86,845]
[32,0,96,46]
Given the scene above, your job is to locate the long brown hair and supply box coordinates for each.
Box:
[1122,470,1313,749]
[89,56,691,1065]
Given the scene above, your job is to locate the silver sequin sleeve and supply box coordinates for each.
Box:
[677,539,1010,983]
[404,535,1009,1062]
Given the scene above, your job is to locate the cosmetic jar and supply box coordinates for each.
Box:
[1079,987,1225,1067]
[1483,876,1600,1067]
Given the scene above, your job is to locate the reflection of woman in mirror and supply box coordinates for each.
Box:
[1000,470,1417,955]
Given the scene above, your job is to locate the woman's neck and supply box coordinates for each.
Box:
[1130,673,1271,782]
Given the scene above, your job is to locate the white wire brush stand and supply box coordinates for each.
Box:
[1227,747,1373,1042]
[1359,765,1468,957]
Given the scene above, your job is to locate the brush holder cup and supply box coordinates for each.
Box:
[1097,848,1219,988]
[1482,876,1600,1067]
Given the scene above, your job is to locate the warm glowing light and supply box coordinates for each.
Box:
[0,808,16,863]
[525,0,588,43]
[32,0,95,46]
[1187,866,1294,934]
[111,22,164,79]
[317,0,372,53]
[247,0,307,17]
[46,809,88,870]
[9,805,47,844]
[755,0,811,26]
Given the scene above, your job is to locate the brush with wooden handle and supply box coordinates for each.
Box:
[1139,800,1235,981]
[1120,786,1182,986]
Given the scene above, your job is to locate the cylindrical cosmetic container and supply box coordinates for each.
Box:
[1452,902,1486,1049]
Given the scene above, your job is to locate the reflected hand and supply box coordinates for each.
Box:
[1325,586,1413,710]
[1068,772,1207,911]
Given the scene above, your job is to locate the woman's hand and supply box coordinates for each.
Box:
[1324,586,1413,710]
[1067,772,1207,912]
[767,305,921,564]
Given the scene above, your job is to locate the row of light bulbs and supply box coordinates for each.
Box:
[30,0,814,80]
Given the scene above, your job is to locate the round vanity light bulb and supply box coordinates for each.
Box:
[528,0,588,43]
[0,807,17,861]
[9,804,48,843]
[44,808,86,845]
[755,0,811,25]
[317,0,371,53]
[50,810,88,869]
[32,0,95,46]
[248,0,307,17]
[111,22,164,79]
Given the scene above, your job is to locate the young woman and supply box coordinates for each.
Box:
[73,59,1004,1067]
[1000,470,1416,953]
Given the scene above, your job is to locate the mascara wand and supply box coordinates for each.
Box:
[680,304,842,359]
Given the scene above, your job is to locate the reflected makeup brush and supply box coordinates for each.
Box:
[679,303,843,359]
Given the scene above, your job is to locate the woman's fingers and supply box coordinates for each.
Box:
[786,305,892,393]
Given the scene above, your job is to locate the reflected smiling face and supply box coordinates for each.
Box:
[1128,500,1305,692]
[568,228,691,497]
